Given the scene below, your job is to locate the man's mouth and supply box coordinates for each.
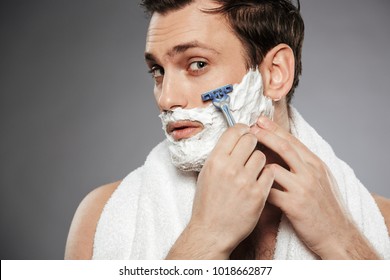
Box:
[167,120,204,141]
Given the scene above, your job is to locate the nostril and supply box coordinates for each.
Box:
[169,105,182,110]
[158,95,187,111]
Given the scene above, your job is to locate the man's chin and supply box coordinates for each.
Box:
[167,137,213,172]
[170,155,205,172]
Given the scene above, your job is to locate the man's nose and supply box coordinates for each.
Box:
[157,73,188,111]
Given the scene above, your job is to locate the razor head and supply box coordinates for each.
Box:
[201,84,233,102]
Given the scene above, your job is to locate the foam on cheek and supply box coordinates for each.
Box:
[230,68,274,125]
[159,68,273,172]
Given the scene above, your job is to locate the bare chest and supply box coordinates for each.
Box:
[230,223,279,260]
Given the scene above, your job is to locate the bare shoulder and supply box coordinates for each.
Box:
[373,194,390,235]
[64,180,122,259]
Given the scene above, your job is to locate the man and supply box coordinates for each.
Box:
[65,0,390,259]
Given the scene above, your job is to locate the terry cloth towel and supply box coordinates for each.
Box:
[93,107,390,259]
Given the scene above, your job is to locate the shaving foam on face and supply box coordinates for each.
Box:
[159,68,274,172]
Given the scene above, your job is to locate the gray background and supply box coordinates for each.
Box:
[1,0,389,259]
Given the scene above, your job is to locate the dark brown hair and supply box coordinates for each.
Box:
[141,0,304,104]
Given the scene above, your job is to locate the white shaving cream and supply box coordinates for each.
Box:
[159,68,274,172]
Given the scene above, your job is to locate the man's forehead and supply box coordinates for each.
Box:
[145,1,230,55]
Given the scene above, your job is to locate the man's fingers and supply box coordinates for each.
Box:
[210,123,250,156]
[256,165,275,197]
[270,163,297,192]
[256,116,317,162]
[267,188,288,210]
[230,133,258,166]
[252,126,304,173]
[266,164,290,210]
[245,150,266,175]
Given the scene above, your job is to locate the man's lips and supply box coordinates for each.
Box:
[167,120,204,141]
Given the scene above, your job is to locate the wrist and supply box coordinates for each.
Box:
[317,223,380,260]
[166,222,232,260]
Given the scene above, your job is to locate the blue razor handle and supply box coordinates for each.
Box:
[218,98,236,127]
[201,84,236,127]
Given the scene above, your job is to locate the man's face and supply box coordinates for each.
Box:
[145,0,248,140]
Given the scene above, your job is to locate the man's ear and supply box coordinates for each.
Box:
[259,44,295,101]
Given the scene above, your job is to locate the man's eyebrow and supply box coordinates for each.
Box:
[144,52,156,63]
[144,40,220,63]
[168,41,220,56]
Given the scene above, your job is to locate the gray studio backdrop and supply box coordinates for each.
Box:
[1,0,389,259]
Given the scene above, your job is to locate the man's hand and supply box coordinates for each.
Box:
[250,116,380,259]
[166,124,274,259]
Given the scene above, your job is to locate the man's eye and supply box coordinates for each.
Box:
[149,66,164,78]
[189,61,207,71]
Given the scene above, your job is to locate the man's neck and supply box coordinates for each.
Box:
[273,100,290,133]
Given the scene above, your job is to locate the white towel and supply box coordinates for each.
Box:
[93,107,390,259]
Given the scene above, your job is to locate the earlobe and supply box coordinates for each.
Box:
[260,44,295,101]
